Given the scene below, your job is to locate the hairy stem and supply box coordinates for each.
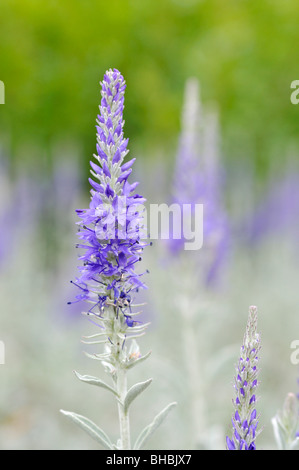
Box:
[116,366,131,450]
[181,297,206,447]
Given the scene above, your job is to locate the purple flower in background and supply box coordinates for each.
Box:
[0,162,41,267]
[172,79,203,211]
[70,68,147,318]
[226,306,261,450]
[170,78,230,285]
[201,108,230,285]
[245,169,299,246]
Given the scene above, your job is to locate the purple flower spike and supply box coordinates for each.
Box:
[62,69,178,452]
[226,306,261,450]
[70,68,148,320]
[169,78,230,285]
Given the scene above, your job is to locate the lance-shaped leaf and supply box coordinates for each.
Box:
[74,371,118,396]
[84,351,111,361]
[123,378,152,414]
[133,401,177,450]
[126,350,152,370]
[60,410,113,449]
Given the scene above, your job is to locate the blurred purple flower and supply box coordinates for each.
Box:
[170,78,230,285]
[246,169,299,246]
[0,161,41,267]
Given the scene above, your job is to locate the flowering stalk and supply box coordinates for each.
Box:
[60,68,176,450]
[170,77,229,286]
[166,78,230,448]
[226,305,261,450]
[272,393,299,450]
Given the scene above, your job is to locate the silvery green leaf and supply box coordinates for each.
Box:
[84,351,111,361]
[123,378,152,414]
[125,332,146,341]
[74,371,118,396]
[116,438,122,449]
[102,360,117,376]
[272,393,299,450]
[272,415,299,450]
[82,332,107,339]
[81,338,107,345]
[290,437,299,450]
[126,350,151,370]
[271,416,284,450]
[128,322,151,332]
[111,442,121,450]
[60,410,113,449]
[101,361,117,379]
[133,401,177,450]
[128,339,140,357]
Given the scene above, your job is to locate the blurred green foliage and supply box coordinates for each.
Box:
[0,0,299,176]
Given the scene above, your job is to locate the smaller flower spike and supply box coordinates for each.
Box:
[226,306,262,450]
[272,393,299,450]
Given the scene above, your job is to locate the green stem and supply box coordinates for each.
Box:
[109,304,131,450]
[116,366,131,450]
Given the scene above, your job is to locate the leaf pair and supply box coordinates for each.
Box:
[60,401,177,450]
[61,369,177,449]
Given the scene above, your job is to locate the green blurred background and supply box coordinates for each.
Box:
[1,0,299,176]
[1,0,299,451]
